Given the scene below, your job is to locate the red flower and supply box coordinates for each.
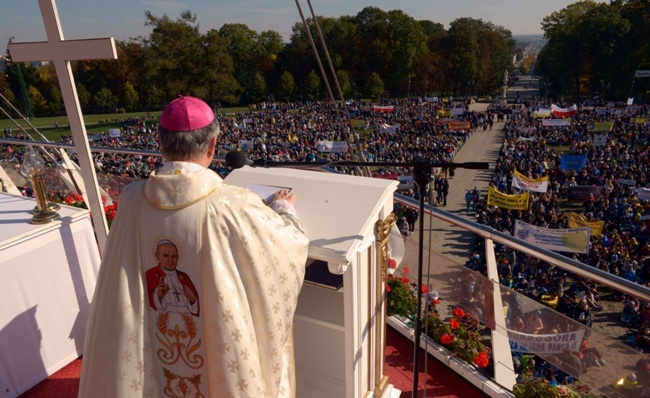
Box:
[402,267,410,274]
[472,352,489,367]
[450,318,460,330]
[430,299,441,305]
[440,334,454,345]
[421,285,428,294]
[401,277,409,284]
[386,285,392,293]
[387,258,397,268]
[452,308,465,318]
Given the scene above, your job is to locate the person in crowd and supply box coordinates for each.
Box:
[79,96,309,397]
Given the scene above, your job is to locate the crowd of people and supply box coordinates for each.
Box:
[3,94,650,393]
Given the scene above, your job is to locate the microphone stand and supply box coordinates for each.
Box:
[229,154,488,396]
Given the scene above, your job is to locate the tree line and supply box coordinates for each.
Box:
[4,1,647,117]
[1,7,517,117]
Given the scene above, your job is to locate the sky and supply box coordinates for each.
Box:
[2,0,607,55]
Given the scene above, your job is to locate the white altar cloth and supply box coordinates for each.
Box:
[0,193,101,397]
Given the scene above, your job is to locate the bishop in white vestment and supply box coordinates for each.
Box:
[79,96,309,398]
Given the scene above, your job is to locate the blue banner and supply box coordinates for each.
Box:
[560,155,587,171]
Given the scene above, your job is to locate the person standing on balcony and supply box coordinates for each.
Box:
[79,96,309,398]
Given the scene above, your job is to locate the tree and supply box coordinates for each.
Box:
[143,10,204,99]
[304,70,322,101]
[540,0,630,99]
[27,85,48,116]
[364,72,385,100]
[76,83,92,112]
[93,87,118,113]
[276,70,296,102]
[121,81,139,112]
[249,72,268,103]
[336,70,353,99]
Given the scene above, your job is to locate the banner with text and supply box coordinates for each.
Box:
[568,212,605,236]
[593,133,607,147]
[514,220,590,254]
[568,185,607,202]
[508,329,585,354]
[587,121,613,132]
[541,119,571,127]
[638,187,650,201]
[560,155,587,171]
[108,128,121,138]
[448,120,471,130]
[487,186,529,210]
[316,141,348,152]
[379,124,400,134]
[512,170,549,193]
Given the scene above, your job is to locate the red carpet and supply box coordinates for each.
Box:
[20,326,485,397]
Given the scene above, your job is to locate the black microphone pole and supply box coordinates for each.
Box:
[412,162,431,396]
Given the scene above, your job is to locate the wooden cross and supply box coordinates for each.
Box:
[8,0,118,253]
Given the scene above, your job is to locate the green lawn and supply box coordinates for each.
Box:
[0,107,252,142]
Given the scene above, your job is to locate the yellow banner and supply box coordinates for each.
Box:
[636,118,646,125]
[587,121,614,131]
[487,186,529,210]
[438,109,451,117]
[568,212,604,236]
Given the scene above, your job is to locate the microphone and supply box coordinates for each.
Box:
[225,150,253,169]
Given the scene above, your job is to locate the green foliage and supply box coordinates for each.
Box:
[386,275,417,317]
[120,82,139,112]
[364,72,385,100]
[426,307,490,367]
[276,71,296,102]
[92,87,118,113]
[304,70,322,101]
[512,373,599,398]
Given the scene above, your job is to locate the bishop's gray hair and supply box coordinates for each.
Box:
[158,119,220,160]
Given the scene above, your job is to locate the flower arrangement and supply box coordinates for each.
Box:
[426,305,491,367]
[386,267,418,317]
[62,192,119,227]
[513,373,598,398]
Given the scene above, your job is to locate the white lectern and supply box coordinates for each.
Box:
[0,193,101,397]
[226,167,400,398]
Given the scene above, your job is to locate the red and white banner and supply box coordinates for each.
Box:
[551,104,578,117]
[373,105,394,113]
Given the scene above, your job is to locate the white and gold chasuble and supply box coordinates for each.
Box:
[79,163,309,397]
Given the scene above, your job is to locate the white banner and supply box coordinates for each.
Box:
[451,107,465,116]
[508,329,585,354]
[397,175,414,190]
[379,124,400,134]
[108,128,121,138]
[541,119,571,127]
[517,136,536,141]
[533,109,551,118]
[316,141,348,153]
[512,171,549,193]
[635,70,650,78]
[618,179,637,186]
[514,220,590,254]
[593,133,607,147]
[638,187,650,201]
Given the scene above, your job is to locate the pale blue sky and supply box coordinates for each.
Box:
[2,0,605,53]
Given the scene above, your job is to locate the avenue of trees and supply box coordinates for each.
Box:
[1,6,516,116]
[537,0,650,101]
